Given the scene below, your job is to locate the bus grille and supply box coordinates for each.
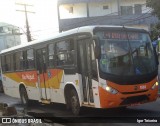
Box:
[121,90,148,94]
[120,95,149,105]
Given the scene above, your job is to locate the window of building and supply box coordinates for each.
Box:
[135,4,142,14]
[0,27,4,33]
[48,43,55,68]
[26,49,35,69]
[103,5,109,10]
[68,7,73,13]
[121,6,133,15]
[3,27,9,33]
[56,39,75,66]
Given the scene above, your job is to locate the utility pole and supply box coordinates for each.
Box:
[16,3,35,42]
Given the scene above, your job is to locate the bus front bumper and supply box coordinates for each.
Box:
[98,86,158,108]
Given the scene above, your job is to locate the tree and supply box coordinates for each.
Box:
[147,0,160,40]
[150,23,160,40]
[146,0,160,19]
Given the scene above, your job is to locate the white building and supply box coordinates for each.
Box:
[58,0,159,32]
[0,22,21,51]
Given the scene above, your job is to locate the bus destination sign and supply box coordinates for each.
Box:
[104,31,139,40]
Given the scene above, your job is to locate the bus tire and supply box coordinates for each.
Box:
[65,92,71,110]
[20,86,29,106]
[70,89,80,116]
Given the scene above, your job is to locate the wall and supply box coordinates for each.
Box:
[59,3,87,19]
[5,35,21,48]
[119,0,150,14]
[0,34,21,51]
[89,1,118,17]
[59,0,151,19]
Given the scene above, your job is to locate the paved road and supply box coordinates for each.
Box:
[0,93,160,126]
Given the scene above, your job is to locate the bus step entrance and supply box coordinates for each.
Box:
[41,99,51,104]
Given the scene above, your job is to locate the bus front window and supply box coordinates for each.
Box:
[130,33,157,75]
[96,31,157,76]
[99,39,133,75]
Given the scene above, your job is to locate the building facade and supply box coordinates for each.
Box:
[57,0,159,32]
[0,22,22,91]
[0,22,21,51]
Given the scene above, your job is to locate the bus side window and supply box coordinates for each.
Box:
[36,53,42,73]
[10,54,14,71]
[56,39,75,66]
[1,56,6,72]
[5,55,11,72]
[20,51,25,70]
[15,52,21,71]
[26,49,35,69]
[48,43,55,68]
[14,51,24,71]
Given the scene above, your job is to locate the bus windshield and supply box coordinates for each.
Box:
[96,30,157,76]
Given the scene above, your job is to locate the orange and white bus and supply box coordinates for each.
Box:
[0,26,159,115]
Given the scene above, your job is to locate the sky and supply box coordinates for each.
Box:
[0,0,59,43]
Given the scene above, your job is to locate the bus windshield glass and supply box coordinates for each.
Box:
[96,30,157,76]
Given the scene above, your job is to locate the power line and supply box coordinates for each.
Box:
[122,14,153,25]
[120,9,152,25]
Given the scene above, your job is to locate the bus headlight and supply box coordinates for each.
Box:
[106,86,118,94]
[151,82,158,90]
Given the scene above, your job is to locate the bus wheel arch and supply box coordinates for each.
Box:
[19,84,29,106]
[64,84,80,115]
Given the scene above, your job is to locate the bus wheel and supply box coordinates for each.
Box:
[65,92,71,110]
[70,89,80,116]
[20,86,29,106]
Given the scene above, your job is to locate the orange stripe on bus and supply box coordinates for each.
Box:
[4,69,63,89]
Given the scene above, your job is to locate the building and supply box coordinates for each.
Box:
[0,22,22,92]
[0,22,21,51]
[57,0,159,32]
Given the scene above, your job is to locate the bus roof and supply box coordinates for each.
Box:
[0,25,147,55]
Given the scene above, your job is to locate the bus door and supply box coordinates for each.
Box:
[36,48,51,101]
[77,39,94,104]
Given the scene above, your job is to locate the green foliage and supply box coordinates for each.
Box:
[150,23,160,40]
[146,0,160,19]
[147,0,160,40]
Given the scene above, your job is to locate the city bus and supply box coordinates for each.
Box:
[0,25,159,115]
